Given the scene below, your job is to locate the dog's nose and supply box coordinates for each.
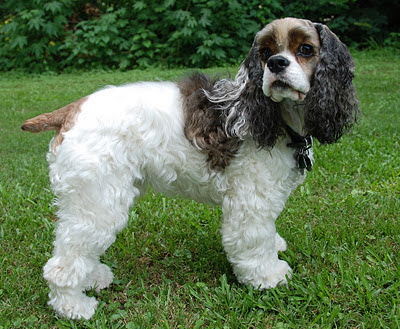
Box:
[267,56,290,74]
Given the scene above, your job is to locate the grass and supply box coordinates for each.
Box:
[1,49,399,328]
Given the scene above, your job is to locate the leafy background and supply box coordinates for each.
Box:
[1,0,399,72]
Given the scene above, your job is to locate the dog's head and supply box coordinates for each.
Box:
[239,17,359,144]
[257,18,320,103]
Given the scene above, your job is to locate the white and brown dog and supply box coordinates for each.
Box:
[22,18,359,320]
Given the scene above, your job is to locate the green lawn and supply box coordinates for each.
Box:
[1,49,399,328]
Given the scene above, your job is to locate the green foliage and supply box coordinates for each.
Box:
[0,0,267,71]
[60,7,131,69]
[0,0,73,72]
[384,32,400,49]
[278,0,398,47]
[0,0,399,71]
[59,0,265,69]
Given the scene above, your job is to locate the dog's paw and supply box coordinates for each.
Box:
[85,263,114,293]
[261,259,292,289]
[48,285,98,320]
[275,233,287,252]
[247,260,292,290]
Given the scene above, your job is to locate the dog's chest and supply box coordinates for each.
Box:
[225,139,305,195]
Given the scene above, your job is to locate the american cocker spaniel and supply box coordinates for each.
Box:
[22,18,360,320]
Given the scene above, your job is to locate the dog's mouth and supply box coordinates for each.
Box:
[270,80,307,102]
[272,80,291,90]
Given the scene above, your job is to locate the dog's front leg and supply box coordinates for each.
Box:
[221,196,291,289]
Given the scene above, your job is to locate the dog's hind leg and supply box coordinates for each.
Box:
[43,152,140,320]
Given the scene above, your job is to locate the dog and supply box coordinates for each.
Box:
[21,18,359,320]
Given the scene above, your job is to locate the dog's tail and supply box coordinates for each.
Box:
[21,110,65,133]
[21,96,88,133]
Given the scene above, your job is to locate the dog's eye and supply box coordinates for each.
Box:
[297,44,314,57]
[259,47,273,61]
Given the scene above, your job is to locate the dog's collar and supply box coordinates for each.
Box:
[283,123,313,174]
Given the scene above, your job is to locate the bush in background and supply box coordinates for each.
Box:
[279,0,400,48]
[0,0,399,72]
[0,0,73,71]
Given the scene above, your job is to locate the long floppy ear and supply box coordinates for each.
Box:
[240,40,264,88]
[304,24,360,144]
[222,38,283,148]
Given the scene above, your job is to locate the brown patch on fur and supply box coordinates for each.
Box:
[21,96,88,150]
[178,73,242,171]
[257,18,320,63]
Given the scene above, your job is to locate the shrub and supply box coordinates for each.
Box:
[59,0,270,69]
[0,0,73,72]
[0,0,399,72]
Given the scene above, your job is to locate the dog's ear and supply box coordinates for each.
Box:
[304,23,360,144]
[226,38,283,148]
[240,40,264,88]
